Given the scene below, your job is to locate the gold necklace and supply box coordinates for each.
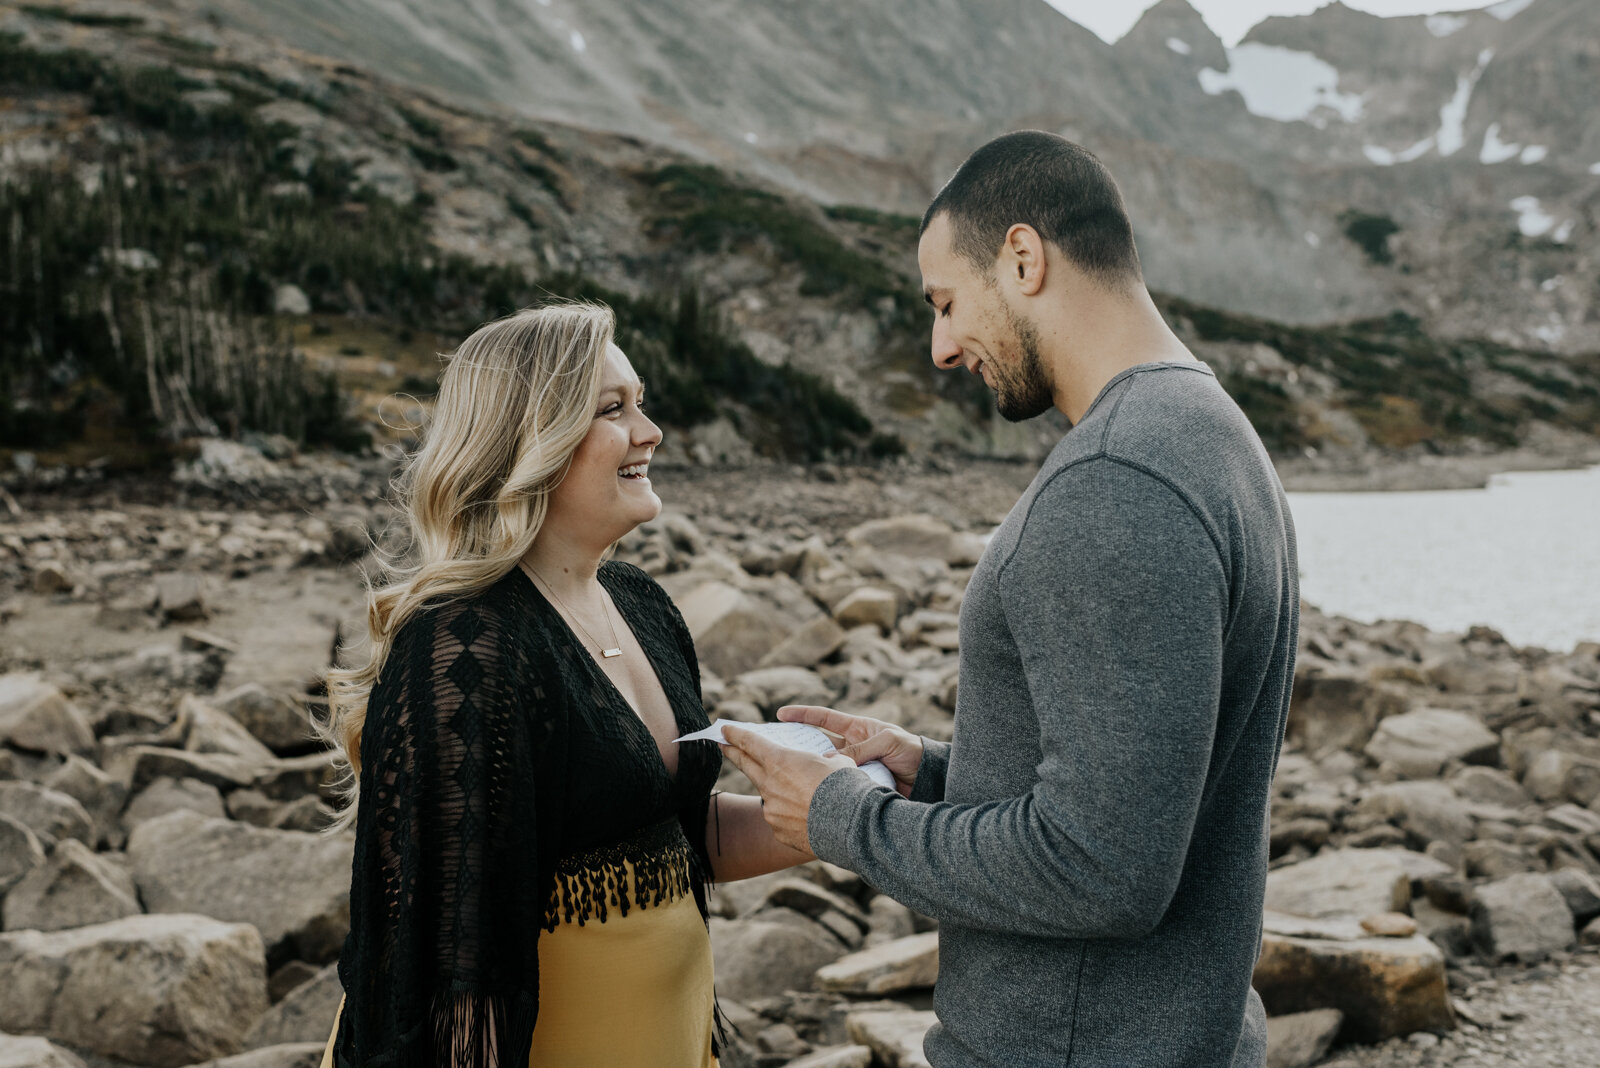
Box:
[522,563,624,658]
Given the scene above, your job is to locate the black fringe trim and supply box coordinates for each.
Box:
[543,817,696,930]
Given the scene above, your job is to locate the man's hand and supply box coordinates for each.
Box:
[777,705,925,798]
[720,725,857,856]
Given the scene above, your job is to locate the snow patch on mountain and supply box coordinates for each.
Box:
[1590,162,1600,176]
[1198,44,1362,126]
[569,30,586,53]
[1166,37,1191,56]
[1519,145,1547,164]
[1551,219,1574,243]
[1487,0,1537,21]
[1425,14,1470,37]
[1481,123,1521,163]
[1510,196,1554,237]
[1364,137,1435,166]
[1437,49,1493,157]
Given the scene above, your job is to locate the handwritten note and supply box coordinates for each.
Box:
[676,721,897,790]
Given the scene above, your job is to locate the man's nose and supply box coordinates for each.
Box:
[930,319,963,371]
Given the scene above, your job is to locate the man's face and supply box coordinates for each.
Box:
[918,213,1055,422]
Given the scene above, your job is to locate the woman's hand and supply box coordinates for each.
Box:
[776,705,926,798]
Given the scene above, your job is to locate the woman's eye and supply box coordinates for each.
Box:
[636,400,647,413]
[599,402,622,416]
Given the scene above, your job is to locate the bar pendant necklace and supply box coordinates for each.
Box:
[527,564,623,657]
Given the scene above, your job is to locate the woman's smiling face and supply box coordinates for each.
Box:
[546,343,663,545]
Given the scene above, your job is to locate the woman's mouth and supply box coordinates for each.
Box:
[618,462,650,481]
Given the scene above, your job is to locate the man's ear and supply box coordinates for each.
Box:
[1003,224,1047,297]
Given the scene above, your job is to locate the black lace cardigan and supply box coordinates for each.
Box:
[331,560,723,1067]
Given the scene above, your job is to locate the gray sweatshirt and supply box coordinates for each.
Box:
[809,362,1298,1067]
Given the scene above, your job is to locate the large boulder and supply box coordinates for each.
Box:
[1522,750,1600,807]
[710,911,850,1000]
[758,616,848,670]
[127,810,353,966]
[181,696,278,764]
[1363,708,1498,778]
[677,582,795,680]
[844,515,984,567]
[123,776,228,831]
[0,913,268,1067]
[1469,873,1575,962]
[730,667,834,718]
[1287,663,1409,755]
[1355,781,1473,848]
[832,587,900,633]
[108,745,263,794]
[2,838,142,932]
[244,962,342,1048]
[0,673,93,757]
[0,782,94,849]
[215,684,316,753]
[1265,849,1411,919]
[1253,930,1453,1043]
[815,932,939,995]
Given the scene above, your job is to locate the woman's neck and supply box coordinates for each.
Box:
[520,531,605,602]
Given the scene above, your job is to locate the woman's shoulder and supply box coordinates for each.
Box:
[599,559,673,609]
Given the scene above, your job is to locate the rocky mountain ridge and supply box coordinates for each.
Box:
[145,0,1600,352]
[3,0,1597,472]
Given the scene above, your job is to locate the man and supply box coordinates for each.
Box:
[722,130,1298,1067]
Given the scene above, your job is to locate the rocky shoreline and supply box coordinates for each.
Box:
[2,450,1599,1068]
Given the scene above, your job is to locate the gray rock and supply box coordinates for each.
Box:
[155,572,209,622]
[0,1031,87,1068]
[273,283,311,316]
[215,685,315,753]
[1463,840,1536,880]
[0,913,268,1067]
[0,781,93,849]
[1265,1008,1343,1068]
[183,1044,325,1068]
[844,1009,936,1068]
[1265,849,1411,919]
[270,796,336,833]
[678,582,795,679]
[182,697,277,764]
[0,815,46,896]
[226,788,280,827]
[1287,663,1410,755]
[831,587,899,633]
[757,616,849,670]
[44,755,128,848]
[1450,766,1531,809]
[783,1046,874,1068]
[127,810,353,966]
[0,673,94,757]
[1363,708,1497,778]
[109,746,264,794]
[268,959,322,1003]
[1470,872,1575,962]
[844,515,984,567]
[1549,869,1600,925]
[865,895,916,947]
[251,752,340,803]
[710,912,851,1000]
[815,932,939,995]
[762,878,868,931]
[730,667,834,717]
[124,776,228,830]
[1253,931,1453,1043]
[1355,781,1473,848]
[244,962,342,1048]
[2,838,142,932]
[1523,750,1600,807]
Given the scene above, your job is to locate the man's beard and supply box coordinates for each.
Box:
[991,305,1054,422]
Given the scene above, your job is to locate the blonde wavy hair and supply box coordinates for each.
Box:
[316,300,616,834]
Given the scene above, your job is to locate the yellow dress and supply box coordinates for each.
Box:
[319,853,718,1067]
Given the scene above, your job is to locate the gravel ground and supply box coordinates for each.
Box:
[1327,951,1600,1067]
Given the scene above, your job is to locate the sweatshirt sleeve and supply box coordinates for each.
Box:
[807,458,1227,940]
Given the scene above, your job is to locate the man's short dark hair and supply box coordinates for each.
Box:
[921,131,1143,291]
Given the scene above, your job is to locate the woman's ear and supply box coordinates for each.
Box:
[1004,224,1047,297]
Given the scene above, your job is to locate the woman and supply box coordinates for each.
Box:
[315,302,813,1067]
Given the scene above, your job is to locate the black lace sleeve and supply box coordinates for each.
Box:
[335,594,556,1067]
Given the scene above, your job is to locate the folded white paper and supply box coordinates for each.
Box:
[677,720,897,790]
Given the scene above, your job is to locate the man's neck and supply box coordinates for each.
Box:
[1048,287,1195,424]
